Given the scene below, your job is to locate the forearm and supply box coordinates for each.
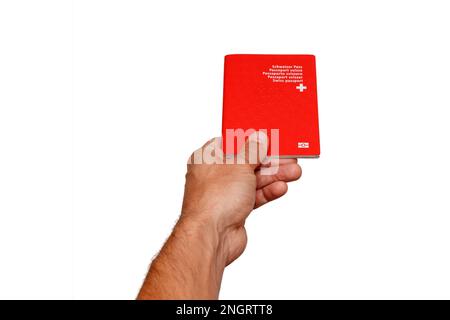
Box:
[137,134,298,299]
[137,215,229,299]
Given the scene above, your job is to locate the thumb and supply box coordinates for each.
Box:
[237,131,268,169]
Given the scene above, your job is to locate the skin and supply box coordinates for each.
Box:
[137,133,302,299]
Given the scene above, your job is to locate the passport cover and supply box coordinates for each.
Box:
[222,54,320,157]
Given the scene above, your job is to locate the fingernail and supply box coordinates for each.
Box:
[248,131,268,144]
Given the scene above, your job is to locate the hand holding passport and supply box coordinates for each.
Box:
[139,54,317,300]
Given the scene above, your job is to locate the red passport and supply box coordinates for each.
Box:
[222,54,320,157]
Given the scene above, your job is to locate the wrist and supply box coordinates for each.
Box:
[178,211,247,266]
[180,206,231,236]
[177,212,230,267]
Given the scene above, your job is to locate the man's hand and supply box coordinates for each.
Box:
[182,133,301,265]
[138,132,302,299]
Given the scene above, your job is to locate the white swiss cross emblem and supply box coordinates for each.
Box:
[296,83,307,92]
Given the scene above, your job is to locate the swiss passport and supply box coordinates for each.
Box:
[221,54,320,157]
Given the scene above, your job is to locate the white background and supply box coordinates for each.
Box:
[1,0,450,299]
